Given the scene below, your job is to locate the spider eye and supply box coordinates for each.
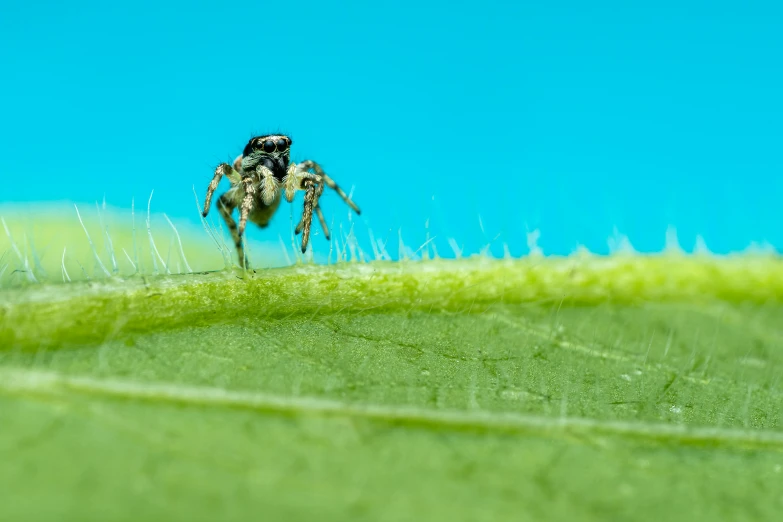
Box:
[263,140,276,153]
[276,138,288,151]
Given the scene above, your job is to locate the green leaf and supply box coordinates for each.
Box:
[1,212,783,521]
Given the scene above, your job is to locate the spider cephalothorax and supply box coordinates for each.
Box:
[202,134,360,267]
[239,135,291,180]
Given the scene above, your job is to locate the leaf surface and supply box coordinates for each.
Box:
[1,215,783,521]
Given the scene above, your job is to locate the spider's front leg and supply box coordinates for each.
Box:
[294,178,328,241]
[214,177,255,269]
[286,161,358,252]
[299,179,321,253]
[285,164,325,250]
[216,193,247,268]
[202,162,242,217]
[298,160,361,215]
[237,177,256,237]
[294,203,330,240]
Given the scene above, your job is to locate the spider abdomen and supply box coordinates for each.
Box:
[248,195,282,228]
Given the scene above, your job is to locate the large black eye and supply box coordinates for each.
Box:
[276,138,288,151]
[263,140,276,153]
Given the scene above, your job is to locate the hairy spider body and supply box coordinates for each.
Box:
[202,134,360,267]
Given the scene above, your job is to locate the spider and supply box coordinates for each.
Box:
[201,134,361,267]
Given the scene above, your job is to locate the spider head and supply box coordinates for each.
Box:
[243,135,292,157]
[241,134,292,180]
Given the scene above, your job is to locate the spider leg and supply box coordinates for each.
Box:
[299,180,321,253]
[294,202,330,240]
[203,163,242,217]
[314,204,330,240]
[217,193,247,268]
[298,160,361,215]
[238,177,256,237]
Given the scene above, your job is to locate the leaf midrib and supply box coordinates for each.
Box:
[2,256,782,350]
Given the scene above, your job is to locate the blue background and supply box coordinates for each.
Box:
[1,0,781,259]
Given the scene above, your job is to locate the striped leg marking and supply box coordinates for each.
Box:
[298,160,361,215]
[217,194,247,268]
[203,163,241,217]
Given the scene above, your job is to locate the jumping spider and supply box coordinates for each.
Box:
[202,134,361,267]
